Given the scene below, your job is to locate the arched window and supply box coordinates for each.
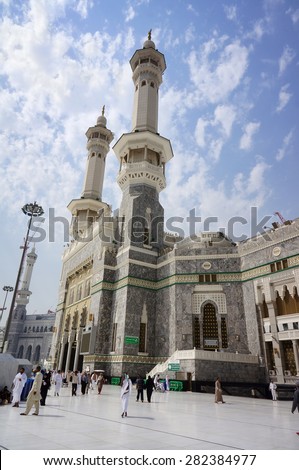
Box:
[203,303,218,350]
[17,345,24,358]
[26,345,32,361]
[40,326,43,333]
[34,345,41,362]
[275,291,285,315]
[141,80,146,86]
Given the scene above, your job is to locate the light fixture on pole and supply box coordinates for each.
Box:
[0,286,14,323]
[0,201,44,354]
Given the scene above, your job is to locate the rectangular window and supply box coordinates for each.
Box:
[282,259,288,269]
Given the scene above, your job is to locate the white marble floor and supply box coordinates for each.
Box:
[0,385,298,450]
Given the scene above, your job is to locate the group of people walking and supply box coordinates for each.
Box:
[7,366,299,418]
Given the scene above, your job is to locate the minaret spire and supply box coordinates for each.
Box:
[67,107,114,238]
[81,105,113,201]
[130,33,166,133]
[16,246,37,306]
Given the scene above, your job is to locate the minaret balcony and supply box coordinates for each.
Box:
[117,160,166,192]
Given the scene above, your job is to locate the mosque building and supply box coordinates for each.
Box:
[48,34,299,390]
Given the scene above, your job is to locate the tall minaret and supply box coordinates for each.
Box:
[113,32,173,247]
[6,246,38,356]
[16,246,38,306]
[68,107,114,238]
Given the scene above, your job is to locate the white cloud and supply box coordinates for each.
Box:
[124,5,136,22]
[185,24,195,44]
[275,130,293,161]
[224,5,237,21]
[214,104,236,138]
[278,45,296,76]
[75,0,94,19]
[240,122,260,151]
[194,105,236,161]
[187,4,199,16]
[286,7,299,24]
[187,39,249,104]
[195,118,207,148]
[248,20,266,41]
[276,84,292,112]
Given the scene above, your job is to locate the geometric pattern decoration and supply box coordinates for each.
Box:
[192,293,227,315]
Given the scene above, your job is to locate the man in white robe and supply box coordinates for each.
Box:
[54,370,63,396]
[12,367,27,408]
[120,373,132,417]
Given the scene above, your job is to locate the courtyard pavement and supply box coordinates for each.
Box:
[0,384,298,450]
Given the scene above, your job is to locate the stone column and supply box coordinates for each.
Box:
[73,328,83,371]
[264,281,284,382]
[65,331,75,373]
[58,333,68,371]
[292,339,299,376]
[267,302,284,382]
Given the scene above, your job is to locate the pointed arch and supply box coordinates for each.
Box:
[34,345,41,362]
[202,302,218,350]
[17,345,24,358]
[25,345,32,361]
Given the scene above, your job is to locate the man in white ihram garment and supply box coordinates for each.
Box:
[53,370,63,396]
[11,367,27,408]
[120,373,132,418]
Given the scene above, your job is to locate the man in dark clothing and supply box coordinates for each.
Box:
[145,375,154,403]
[136,375,144,402]
[40,371,51,406]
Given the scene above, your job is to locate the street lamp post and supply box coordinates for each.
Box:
[0,286,14,323]
[0,202,44,354]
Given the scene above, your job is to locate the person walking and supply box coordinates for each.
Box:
[165,374,170,392]
[11,367,27,408]
[53,370,63,396]
[215,377,225,404]
[136,374,144,402]
[153,374,160,390]
[120,373,132,417]
[71,370,79,396]
[40,371,51,406]
[145,375,154,403]
[269,379,277,401]
[20,366,43,416]
[91,372,97,390]
[81,371,88,395]
[291,381,299,413]
[97,373,105,395]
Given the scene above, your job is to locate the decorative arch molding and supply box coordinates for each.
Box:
[192,287,227,315]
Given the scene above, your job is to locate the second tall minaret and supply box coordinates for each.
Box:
[130,30,166,133]
[68,107,113,238]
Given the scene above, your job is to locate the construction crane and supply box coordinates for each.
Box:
[274,211,286,224]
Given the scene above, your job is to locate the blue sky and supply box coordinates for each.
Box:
[0,0,298,320]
